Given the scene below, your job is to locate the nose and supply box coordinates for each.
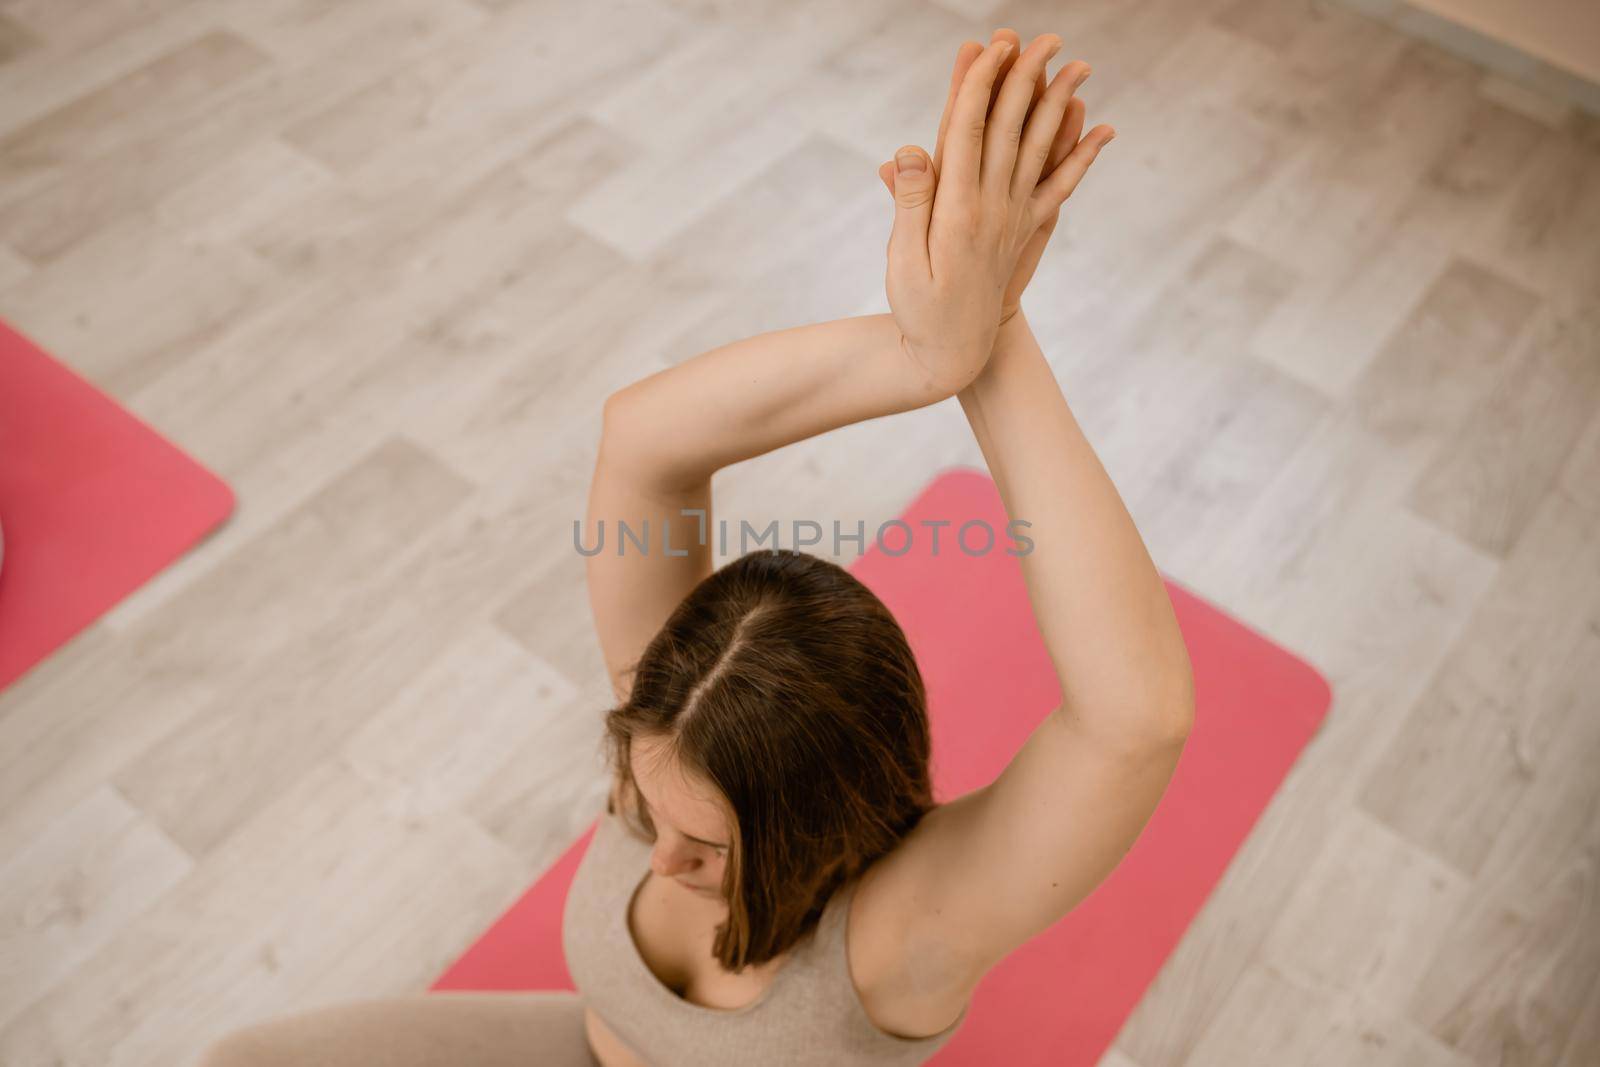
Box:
[650,838,700,879]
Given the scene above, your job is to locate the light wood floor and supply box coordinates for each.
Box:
[2,0,1597,1064]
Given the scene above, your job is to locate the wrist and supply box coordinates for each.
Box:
[993,306,1030,352]
[898,329,993,402]
[957,309,1031,403]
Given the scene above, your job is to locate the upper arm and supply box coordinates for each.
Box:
[862,701,1192,1003]
[585,390,715,704]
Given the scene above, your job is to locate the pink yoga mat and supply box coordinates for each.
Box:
[0,318,235,691]
[434,468,1332,1065]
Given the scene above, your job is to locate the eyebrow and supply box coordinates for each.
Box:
[632,777,729,849]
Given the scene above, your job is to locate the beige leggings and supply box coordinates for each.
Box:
[196,990,600,1066]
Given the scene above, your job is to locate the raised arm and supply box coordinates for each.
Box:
[586,312,953,704]
[861,311,1196,1029]
[847,32,1193,1033]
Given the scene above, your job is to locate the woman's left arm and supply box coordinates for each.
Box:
[601,312,954,494]
[587,313,967,704]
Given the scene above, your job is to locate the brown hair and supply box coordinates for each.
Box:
[602,548,936,974]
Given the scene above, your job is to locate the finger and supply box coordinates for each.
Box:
[939,38,1014,211]
[981,34,1063,195]
[1020,98,1085,206]
[879,159,895,195]
[1011,59,1091,202]
[931,40,983,181]
[888,144,936,277]
[1032,123,1115,214]
[984,27,1023,116]
[1042,95,1088,181]
[1022,60,1048,131]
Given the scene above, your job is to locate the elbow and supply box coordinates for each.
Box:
[1164,701,1195,743]
[1136,701,1193,747]
[601,387,632,433]
[1140,697,1194,748]
[600,387,642,457]
[1131,658,1196,743]
[1062,669,1195,749]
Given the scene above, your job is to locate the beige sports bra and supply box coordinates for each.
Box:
[561,805,969,1065]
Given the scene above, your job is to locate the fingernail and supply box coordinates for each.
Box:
[896,150,926,174]
[1074,67,1091,88]
[997,41,1013,59]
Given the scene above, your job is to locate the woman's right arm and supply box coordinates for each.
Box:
[857,307,1195,1027]
[958,311,1194,729]
[787,29,1192,1026]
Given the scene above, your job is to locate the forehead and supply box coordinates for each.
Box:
[630,736,729,834]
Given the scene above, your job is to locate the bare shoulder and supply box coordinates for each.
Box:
[844,800,984,1040]
[844,708,1191,1040]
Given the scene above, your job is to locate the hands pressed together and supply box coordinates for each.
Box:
[879,29,1115,397]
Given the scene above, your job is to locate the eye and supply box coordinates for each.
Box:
[635,787,726,855]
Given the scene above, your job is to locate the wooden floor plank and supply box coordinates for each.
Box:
[1257,807,1472,1010]
[0,785,192,1032]
[1358,486,1600,877]
[1185,961,1476,1067]
[0,29,272,190]
[1406,299,1600,558]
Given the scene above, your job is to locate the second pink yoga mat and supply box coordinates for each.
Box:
[0,318,235,692]
[434,468,1332,1065]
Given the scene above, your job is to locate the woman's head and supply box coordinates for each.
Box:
[602,549,935,973]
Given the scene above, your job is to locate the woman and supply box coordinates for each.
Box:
[199,27,1192,1067]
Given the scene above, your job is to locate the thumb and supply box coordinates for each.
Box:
[888,145,933,273]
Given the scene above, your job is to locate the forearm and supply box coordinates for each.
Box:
[957,311,1194,736]
[604,313,948,491]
